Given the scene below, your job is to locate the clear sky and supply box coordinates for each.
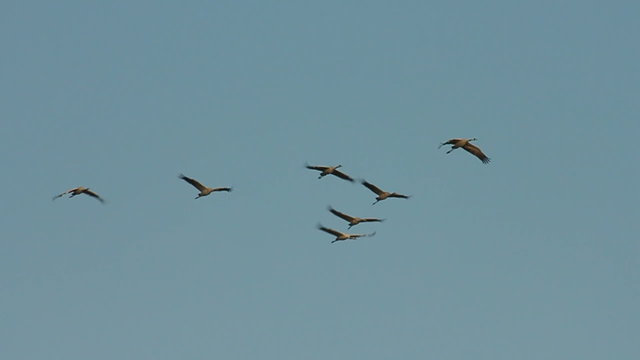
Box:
[1,1,639,359]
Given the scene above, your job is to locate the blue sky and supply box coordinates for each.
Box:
[1,1,639,359]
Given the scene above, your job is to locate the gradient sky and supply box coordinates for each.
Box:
[2,1,639,359]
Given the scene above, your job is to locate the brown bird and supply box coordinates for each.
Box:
[328,206,384,228]
[305,163,354,182]
[361,180,410,205]
[179,174,232,199]
[317,224,376,243]
[439,138,490,164]
[52,187,105,203]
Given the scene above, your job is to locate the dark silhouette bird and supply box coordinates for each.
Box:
[305,163,354,182]
[439,138,490,164]
[179,174,232,199]
[328,206,384,228]
[52,187,105,203]
[361,180,410,205]
[317,224,376,243]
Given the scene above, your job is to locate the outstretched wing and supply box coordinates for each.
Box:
[328,207,356,222]
[317,224,344,237]
[179,174,207,191]
[305,164,328,172]
[361,217,384,223]
[52,188,74,201]
[331,169,354,182]
[351,231,376,239]
[83,189,105,203]
[389,193,410,199]
[439,138,460,148]
[463,143,491,164]
[361,180,384,195]
[211,187,232,192]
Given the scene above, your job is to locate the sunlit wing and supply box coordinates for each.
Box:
[83,189,105,203]
[331,169,354,182]
[463,143,491,164]
[179,174,207,191]
[329,207,355,222]
[361,180,384,195]
[318,225,344,237]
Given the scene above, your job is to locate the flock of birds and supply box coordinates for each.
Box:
[52,138,490,243]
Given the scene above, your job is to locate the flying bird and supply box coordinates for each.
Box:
[439,138,490,164]
[52,187,105,203]
[179,174,232,199]
[361,180,410,205]
[305,163,354,182]
[317,224,376,243]
[328,206,384,228]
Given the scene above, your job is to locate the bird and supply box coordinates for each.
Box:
[361,180,410,205]
[52,187,105,203]
[305,163,354,182]
[179,174,232,199]
[317,224,376,243]
[328,206,385,228]
[439,138,491,164]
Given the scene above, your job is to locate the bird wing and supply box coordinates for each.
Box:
[351,231,376,239]
[361,180,384,195]
[331,169,354,182]
[52,187,78,200]
[329,207,355,222]
[179,174,207,191]
[83,189,105,203]
[52,190,70,200]
[306,164,328,172]
[439,138,460,148]
[318,224,344,237]
[463,143,491,163]
[212,187,232,192]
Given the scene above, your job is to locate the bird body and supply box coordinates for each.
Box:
[439,138,490,163]
[317,224,376,243]
[53,187,105,203]
[179,174,232,199]
[328,206,384,228]
[305,163,354,182]
[361,180,410,205]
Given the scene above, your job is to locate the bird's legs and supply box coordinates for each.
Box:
[446,147,456,154]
